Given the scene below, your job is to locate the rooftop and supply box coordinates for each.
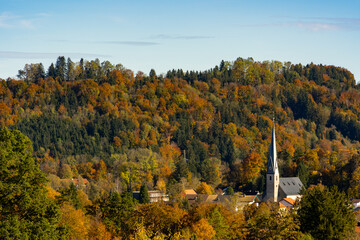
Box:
[279,177,303,196]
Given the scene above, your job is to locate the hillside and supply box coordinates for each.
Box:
[1,56,360,197]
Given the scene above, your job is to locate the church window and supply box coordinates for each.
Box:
[269,176,272,180]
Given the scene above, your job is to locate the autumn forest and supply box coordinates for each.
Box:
[1,56,359,239]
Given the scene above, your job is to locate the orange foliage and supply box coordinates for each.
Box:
[113,136,122,148]
[46,186,60,200]
[88,218,112,240]
[78,162,96,180]
[196,182,214,194]
[241,152,263,183]
[131,202,186,236]
[191,218,216,240]
[57,104,67,115]
[60,203,89,239]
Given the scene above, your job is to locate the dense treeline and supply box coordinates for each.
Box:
[1,56,360,196]
[1,56,360,238]
[1,127,356,239]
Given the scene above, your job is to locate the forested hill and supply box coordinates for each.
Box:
[1,56,360,196]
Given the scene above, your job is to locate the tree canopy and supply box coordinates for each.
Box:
[0,128,63,239]
[298,185,355,239]
[0,56,360,238]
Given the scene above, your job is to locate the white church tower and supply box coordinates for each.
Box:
[263,121,280,202]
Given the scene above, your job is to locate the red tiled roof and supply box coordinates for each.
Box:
[279,202,287,208]
[282,198,296,205]
[60,178,89,185]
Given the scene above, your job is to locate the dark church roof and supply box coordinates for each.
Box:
[279,177,303,196]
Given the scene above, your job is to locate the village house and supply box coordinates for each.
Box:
[133,190,169,203]
[60,177,89,188]
[183,189,261,211]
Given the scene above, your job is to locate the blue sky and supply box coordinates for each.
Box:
[0,0,359,81]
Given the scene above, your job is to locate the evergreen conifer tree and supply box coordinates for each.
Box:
[298,185,355,239]
[0,128,63,239]
[139,183,150,204]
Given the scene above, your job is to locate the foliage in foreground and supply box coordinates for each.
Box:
[0,128,64,239]
[298,185,355,240]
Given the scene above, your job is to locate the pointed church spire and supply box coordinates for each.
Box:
[267,120,279,175]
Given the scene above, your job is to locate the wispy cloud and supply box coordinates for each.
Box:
[239,17,360,32]
[36,13,52,17]
[109,16,125,24]
[0,11,53,29]
[0,12,35,29]
[19,20,34,29]
[98,41,159,46]
[294,17,360,32]
[0,51,109,59]
[152,34,213,40]
[0,12,16,28]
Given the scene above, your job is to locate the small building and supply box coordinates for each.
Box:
[183,188,261,211]
[351,199,360,211]
[236,194,262,210]
[60,178,89,188]
[133,190,169,203]
[184,189,198,205]
[197,194,219,203]
[279,198,296,209]
[216,194,262,211]
[184,189,197,195]
[279,178,303,200]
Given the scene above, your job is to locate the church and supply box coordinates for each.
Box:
[262,122,303,202]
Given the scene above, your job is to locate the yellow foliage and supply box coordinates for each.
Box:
[155,177,166,192]
[302,149,320,171]
[113,136,122,148]
[60,203,89,240]
[241,152,263,183]
[88,218,112,240]
[45,186,60,200]
[57,104,67,115]
[196,182,214,195]
[191,218,216,240]
[77,189,92,208]
[224,122,237,137]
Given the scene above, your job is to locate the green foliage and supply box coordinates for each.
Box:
[296,162,309,188]
[57,183,82,209]
[208,207,230,239]
[298,185,355,239]
[172,157,189,182]
[139,183,150,204]
[0,128,63,239]
[225,186,235,195]
[88,191,135,237]
[245,202,302,240]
